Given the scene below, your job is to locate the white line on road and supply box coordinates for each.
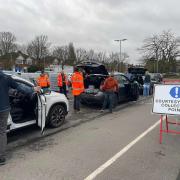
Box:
[84,120,160,180]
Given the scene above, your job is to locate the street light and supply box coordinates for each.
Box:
[114,38,127,72]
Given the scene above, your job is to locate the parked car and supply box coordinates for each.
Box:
[150,73,163,83]
[7,74,69,133]
[77,62,139,106]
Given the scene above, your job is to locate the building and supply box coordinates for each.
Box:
[0,51,34,71]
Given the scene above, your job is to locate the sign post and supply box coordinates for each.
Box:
[153,84,180,143]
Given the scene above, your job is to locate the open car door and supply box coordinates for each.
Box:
[37,94,46,134]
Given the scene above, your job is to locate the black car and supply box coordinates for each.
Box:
[128,67,154,95]
[77,62,139,106]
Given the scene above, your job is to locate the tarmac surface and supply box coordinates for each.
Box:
[1,97,180,180]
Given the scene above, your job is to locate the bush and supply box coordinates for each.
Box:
[27,65,41,73]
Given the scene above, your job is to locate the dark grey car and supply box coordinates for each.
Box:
[77,62,139,106]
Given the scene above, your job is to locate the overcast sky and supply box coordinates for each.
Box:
[0,0,179,63]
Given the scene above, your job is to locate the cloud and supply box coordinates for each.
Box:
[0,0,179,63]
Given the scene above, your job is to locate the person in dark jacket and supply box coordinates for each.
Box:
[0,70,40,165]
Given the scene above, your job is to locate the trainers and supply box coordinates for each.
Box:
[0,157,6,166]
[100,109,104,112]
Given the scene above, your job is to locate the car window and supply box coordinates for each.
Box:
[120,75,129,84]
[114,75,121,83]
[16,81,33,94]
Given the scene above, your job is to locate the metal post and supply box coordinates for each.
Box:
[114,39,127,72]
[159,115,163,144]
[119,41,121,72]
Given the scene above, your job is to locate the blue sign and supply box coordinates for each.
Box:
[170,86,180,98]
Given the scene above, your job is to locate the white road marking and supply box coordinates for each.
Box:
[84,120,160,180]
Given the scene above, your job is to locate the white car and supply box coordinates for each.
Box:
[7,75,69,133]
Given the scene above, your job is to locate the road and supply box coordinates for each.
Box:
[1,98,180,180]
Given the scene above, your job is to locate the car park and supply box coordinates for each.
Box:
[7,74,69,133]
[77,62,139,106]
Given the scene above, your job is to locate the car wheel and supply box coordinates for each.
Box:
[132,92,139,101]
[48,104,65,128]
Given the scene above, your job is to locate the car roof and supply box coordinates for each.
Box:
[113,72,125,76]
[77,61,102,67]
[128,67,147,75]
[5,73,34,86]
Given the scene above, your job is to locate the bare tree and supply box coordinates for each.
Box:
[121,52,129,63]
[0,32,17,55]
[75,48,88,64]
[96,51,107,63]
[16,44,27,54]
[159,31,180,61]
[53,46,69,69]
[86,49,97,61]
[27,35,50,61]
[68,42,76,66]
[108,52,119,71]
[139,30,180,72]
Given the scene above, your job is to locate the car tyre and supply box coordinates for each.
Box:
[48,104,66,128]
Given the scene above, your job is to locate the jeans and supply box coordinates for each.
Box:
[0,111,9,159]
[143,83,150,96]
[74,95,81,111]
[59,85,67,97]
[102,91,114,112]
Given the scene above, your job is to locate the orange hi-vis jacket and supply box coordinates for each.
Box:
[57,73,68,87]
[37,74,50,88]
[71,72,84,96]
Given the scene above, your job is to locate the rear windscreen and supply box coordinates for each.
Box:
[77,65,108,75]
[128,68,147,75]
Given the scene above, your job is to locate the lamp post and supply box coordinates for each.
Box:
[114,38,127,72]
[43,56,45,69]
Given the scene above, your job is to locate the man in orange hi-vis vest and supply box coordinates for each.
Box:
[37,70,50,92]
[71,67,84,112]
[57,70,68,97]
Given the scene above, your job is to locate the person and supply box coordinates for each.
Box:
[37,70,50,92]
[71,67,84,113]
[101,73,118,113]
[0,70,40,165]
[143,71,151,96]
[57,70,68,97]
[125,71,132,80]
